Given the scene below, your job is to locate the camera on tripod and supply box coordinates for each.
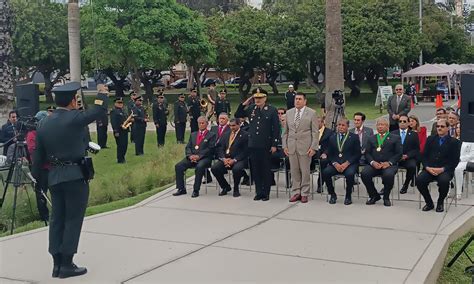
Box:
[15,116,38,140]
[332,90,345,106]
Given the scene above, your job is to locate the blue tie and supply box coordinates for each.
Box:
[439,136,445,146]
[401,130,406,145]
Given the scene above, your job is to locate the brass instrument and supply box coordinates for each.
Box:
[122,111,134,130]
[200,98,208,113]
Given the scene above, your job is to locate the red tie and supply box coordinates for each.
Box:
[197,131,206,145]
[218,126,223,137]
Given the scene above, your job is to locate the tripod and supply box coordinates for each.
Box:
[330,104,345,131]
[0,139,49,235]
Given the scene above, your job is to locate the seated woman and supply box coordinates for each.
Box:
[454,124,474,200]
[409,115,427,154]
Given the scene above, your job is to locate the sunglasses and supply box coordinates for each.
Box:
[399,120,407,123]
[436,125,447,128]
[278,112,285,115]
[395,88,403,91]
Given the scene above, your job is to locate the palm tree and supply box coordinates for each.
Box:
[0,0,13,104]
[68,0,81,83]
[324,0,344,128]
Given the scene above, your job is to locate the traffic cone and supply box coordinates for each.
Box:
[410,96,415,109]
[435,94,443,108]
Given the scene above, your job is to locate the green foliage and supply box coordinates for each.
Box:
[438,231,474,284]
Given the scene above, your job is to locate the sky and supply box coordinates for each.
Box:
[247,0,262,9]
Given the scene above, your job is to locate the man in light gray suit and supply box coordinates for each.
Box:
[387,84,411,132]
[350,112,374,165]
[283,93,319,203]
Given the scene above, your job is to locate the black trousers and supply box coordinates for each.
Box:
[97,125,108,148]
[211,160,246,191]
[416,170,452,205]
[361,165,398,199]
[249,147,272,198]
[134,126,146,155]
[175,122,186,143]
[115,131,128,163]
[49,179,89,255]
[156,125,167,146]
[190,118,198,133]
[34,168,49,222]
[398,159,417,188]
[323,164,357,197]
[175,158,212,192]
[311,157,329,189]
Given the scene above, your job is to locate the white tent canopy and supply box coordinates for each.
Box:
[402,64,453,78]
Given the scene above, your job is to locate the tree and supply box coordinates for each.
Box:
[177,0,246,15]
[0,0,13,105]
[11,0,69,103]
[68,0,81,83]
[81,0,214,101]
[325,0,344,128]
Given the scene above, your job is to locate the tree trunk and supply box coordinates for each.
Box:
[104,69,126,97]
[238,68,253,101]
[0,0,14,110]
[192,67,202,96]
[265,70,279,96]
[42,70,54,103]
[324,0,344,129]
[68,0,81,83]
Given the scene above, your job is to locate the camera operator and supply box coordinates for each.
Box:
[26,111,50,223]
[32,82,109,279]
[0,111,18,155]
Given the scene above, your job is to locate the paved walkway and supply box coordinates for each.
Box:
[0,174,473,283]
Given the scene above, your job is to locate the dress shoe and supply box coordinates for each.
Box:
[366,195,381,205]
[300,196,308,203]
[219,187,231,196]
[289,194,301,202]
[52,253,61,278]
[202,177,213,184]
[329,195,337,204]
[436,203,444,213]
[58,263,87,279]
[233,190,241,197]
[316,186,323,194]
[378,189,384,195]
[241,178,251,186]
[254,195,262,201]
[383,199,391,207]
[191,191,199,198]
[344,197,352,205]
[400,187,408,194]
[261,196,270,201]
[52,265,60,278]
[173,189,187,196]
[422,203,434,211]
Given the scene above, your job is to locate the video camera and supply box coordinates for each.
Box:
[14,115,38,141]
[332,90,345,106]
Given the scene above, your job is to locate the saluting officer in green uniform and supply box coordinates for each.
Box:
[32,82,109,279]
[110,97,129,163]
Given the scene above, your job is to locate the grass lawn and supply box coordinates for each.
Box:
[438,231,474,284]
[0,131,188,235]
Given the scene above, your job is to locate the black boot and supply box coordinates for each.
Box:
[52,253,61,278]
[58,254,87,279]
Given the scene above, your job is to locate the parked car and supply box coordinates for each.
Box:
[171,78,196,89]
[225,77,240,84]
[201,78,221,87]
[106,79,131,91]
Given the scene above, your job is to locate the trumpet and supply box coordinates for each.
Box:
[122,111,135,130]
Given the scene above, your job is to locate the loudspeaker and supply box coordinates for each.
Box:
[15,83,40,117]
[460,74,474,142]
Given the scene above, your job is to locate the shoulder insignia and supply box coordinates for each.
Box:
[95,99,104,106]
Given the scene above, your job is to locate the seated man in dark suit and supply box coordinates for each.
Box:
[0,111,18,156]
[211,118,249,197]
[416,119,461,212]
[173,116,216,198]
[361,118,402,206]
[204,112,231,184]
[391,115,420,194]
[313,116,333,193]
[322,118,361,205]
[350,112,373,165]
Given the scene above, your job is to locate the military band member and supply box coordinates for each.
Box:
[361,118,402,206]
[110,98,129,163]
[206,82,218,119]
[322,118,361,205]
[95,84,109,148]
[153,94,168,147]
[187,88,201,133]
[391,115,419,194]
[174,94,187,144]
[214,89,231,117]
[173,116,216,198]
[131,96,148,155]
[235,88,280,201]
[32,82,109,279]
[127,91,138,143]
[211,118,249,197]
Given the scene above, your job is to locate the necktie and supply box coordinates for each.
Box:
[401,130,406,145]
[439,136,445,146]
[218,126,223,137]
[340,134,344,142]
[357,128,362,144]
[295,109,301,129]
[397,96,401,110]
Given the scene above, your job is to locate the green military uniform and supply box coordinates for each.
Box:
[32,82,108,278]
[110,98,129,163]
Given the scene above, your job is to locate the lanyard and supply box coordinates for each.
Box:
[227,130,240,154]
[337,132,349,153]
[376,132,389,148]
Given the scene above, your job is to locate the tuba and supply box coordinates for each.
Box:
[200,98,208,112]
[121,111,134,130]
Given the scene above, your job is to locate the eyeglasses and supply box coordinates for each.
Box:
[399,120,407,123]
[395,88,403,91]
[278,112,285,115]
[436,125,447,128]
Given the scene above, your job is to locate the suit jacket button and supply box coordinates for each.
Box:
[256,132,259,135]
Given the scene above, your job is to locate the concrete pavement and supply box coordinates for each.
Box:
[0,173,472,283]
